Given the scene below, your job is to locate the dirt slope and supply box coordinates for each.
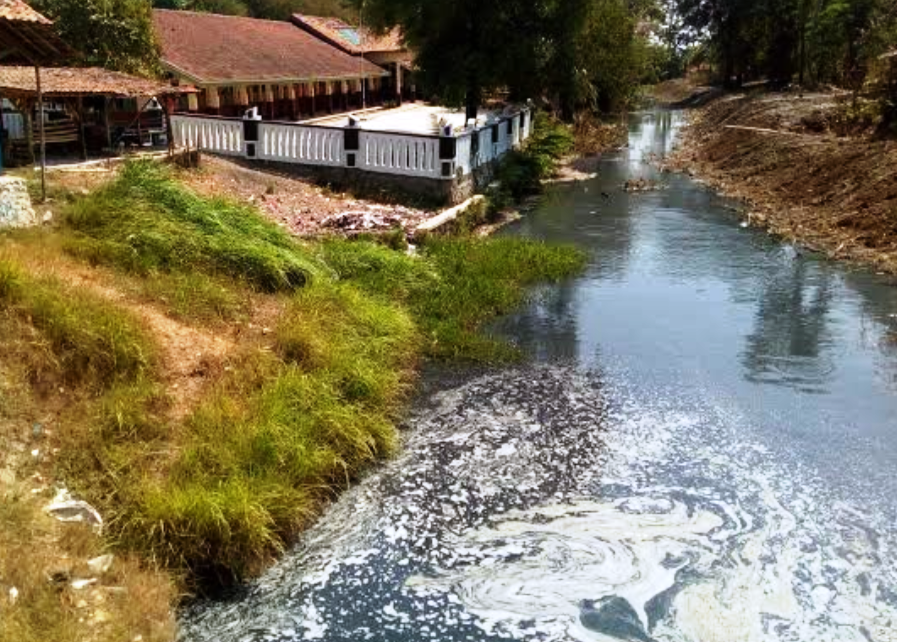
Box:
[668,90,897,273]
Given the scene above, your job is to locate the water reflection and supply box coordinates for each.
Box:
[741,253,837,393]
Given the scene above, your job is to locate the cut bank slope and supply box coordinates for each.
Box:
[668,90,897,272]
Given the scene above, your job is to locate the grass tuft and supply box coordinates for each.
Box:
[0,256,155,388]
[320,237,586,361]
[113,281,417,583]
[64,160,323,292]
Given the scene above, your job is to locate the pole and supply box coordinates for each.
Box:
[0,91,6,174]
[360,0,366,109]
[35,65,46,202]
[77,96,88,160]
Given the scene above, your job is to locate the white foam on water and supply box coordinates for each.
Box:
[179,366,897,642]
[406,375,897,641]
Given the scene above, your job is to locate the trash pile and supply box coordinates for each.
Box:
[321,209,405,232]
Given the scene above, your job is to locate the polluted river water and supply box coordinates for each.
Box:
[181,111,897,642]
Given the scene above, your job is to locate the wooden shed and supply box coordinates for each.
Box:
[0,66,192,165]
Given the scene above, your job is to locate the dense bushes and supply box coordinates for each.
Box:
[493,112,575,201]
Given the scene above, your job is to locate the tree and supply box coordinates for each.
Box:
[32,0,160,75]
[361,0,657,118]
[675,0,895,89]
[152,0,357,20]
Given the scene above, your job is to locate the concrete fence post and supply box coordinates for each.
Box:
[242,107,261,158]
[344,116,360,168]
[439,123,456,179]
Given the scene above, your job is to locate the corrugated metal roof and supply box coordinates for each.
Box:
[153,9,388,85]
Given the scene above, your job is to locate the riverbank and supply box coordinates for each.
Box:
[667,89,897,273]
[0,160,584,641]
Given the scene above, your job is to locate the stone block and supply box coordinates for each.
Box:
[0,176,37,229]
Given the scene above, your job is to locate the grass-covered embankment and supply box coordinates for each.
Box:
[0,255,175,642]
[0,159,585,625]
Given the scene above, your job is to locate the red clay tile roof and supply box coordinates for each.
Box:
[153,9,388,85]
[0,65,191,97]
[0,0,50,23]
[292,14,404,55]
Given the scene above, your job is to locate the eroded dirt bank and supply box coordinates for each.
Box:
[667,90,897,273]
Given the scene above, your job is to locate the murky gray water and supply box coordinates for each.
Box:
[182,112,897,642]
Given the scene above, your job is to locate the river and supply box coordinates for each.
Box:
[181,111,897,642]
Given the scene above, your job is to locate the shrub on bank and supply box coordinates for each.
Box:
[493,112,575,201]
[64,161,323,292]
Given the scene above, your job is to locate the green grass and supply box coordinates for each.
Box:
[8,161,585,590]
[135,271,250,325]
[63,160,324,292]
[114,282,418,582]
[0,256,155,389]
[319,237,586,361]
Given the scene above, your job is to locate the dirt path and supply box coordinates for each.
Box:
[666,90,897,273]
[4,245,278,420]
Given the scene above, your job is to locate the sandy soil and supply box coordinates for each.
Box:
[180,156,436,236]
[666,90,897,273]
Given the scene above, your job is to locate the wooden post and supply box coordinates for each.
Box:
[76,95,88,160]
[164,96,175,157]
[104,96,112,153]
[22,99,34,165]
[0,90,6,173]
[35,65,46,202]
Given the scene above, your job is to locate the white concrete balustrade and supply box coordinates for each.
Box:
[170,108,532,180]
[359,131,440,177]
[258,124,344,165]
[171,115,243,156]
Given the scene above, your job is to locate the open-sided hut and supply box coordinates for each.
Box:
[0,66,191,165]
[0,0,68,193]
[153,9,390,120]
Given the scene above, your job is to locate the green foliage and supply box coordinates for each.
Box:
[362,0,661,116]
[0,257,155,389]
[119,282,417,581]
[319,234,586,361]
[676,0,896,90]
[495,112,574,199]
[64,160,324,292]
[31,0,160,75]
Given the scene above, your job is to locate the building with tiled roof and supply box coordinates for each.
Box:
[153,9,391,119]
[292,14,414,104]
